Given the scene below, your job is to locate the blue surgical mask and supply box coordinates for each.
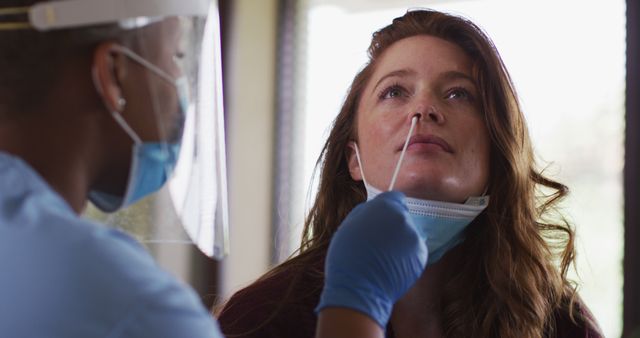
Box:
[354,115,489,265]
[89,142,180,212]
[364,183,488,265]
[89,46,190,212]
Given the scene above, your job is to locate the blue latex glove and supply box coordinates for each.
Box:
[315,191,428,329]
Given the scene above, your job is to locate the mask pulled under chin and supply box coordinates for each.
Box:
[364,183,489,265]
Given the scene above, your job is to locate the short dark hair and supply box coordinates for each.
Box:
[0,0,136,118]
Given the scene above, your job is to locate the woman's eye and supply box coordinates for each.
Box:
[380,84,407,100]
[445,87,473,101]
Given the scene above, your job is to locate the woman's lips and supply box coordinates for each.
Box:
[399,134,454,153]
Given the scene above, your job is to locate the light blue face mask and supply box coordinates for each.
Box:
[354,115,489,265]
[89,143,181,212]
[364,184,488,265]
[89,46,191,212]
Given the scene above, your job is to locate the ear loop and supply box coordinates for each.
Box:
[110,109,143,145]
[91,54,143,146]
[95,45,183,153]
[353,114,420,191]
[112,45,177,143]
[353,143,369,188]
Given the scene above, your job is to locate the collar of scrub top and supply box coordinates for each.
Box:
[0,0,210,31]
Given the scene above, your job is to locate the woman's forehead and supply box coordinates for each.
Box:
[370,35,474,87]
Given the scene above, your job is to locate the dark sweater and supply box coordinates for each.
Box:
[218,260,602,338]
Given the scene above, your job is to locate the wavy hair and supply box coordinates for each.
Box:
[267,9,583,337]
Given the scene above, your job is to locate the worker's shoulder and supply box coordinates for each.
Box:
[0,151,163,291]
[72,220,222,337]
[0,155,221,337]
[1,210,220,337]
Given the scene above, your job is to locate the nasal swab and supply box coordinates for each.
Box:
[388,115,419,191]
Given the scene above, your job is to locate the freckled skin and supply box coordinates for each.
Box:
[348,35,490,203]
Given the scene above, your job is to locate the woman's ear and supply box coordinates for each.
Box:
[346,141,363,181]
[92,42,127,113]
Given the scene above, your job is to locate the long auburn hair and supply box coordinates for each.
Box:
[266,9,582,337]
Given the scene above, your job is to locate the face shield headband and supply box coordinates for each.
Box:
[0,0,209,31]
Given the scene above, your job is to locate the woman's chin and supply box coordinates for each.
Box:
[395,182,445,201]
[394,180,470,203]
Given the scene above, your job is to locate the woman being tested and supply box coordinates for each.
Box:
[219,9,604,338]
[0,0,421,336]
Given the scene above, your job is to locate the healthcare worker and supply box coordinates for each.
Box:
[0,0,228,336]
[0,0,426,337]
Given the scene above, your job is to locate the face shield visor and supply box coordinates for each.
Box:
[0,0,229,259]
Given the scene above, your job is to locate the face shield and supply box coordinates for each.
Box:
[0,0,229,259]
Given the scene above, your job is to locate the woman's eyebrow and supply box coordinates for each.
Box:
[372,68,416,93]
[437,70,475,84]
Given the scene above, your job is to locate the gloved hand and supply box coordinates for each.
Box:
[315,191,428,329]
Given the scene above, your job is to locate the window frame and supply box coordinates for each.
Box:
[623,0,639,335]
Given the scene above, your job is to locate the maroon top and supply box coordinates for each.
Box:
[218,259,603,338]
[218,260,323,338]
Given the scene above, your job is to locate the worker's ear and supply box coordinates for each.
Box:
[346,141,363,182]
[92,42,128,113]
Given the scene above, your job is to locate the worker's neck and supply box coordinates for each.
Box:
[0,117,97,214]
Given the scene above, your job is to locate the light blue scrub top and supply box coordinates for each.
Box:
[0,152,223,338]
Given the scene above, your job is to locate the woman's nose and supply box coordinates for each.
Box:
[412,105,445,125]
[427,106,445,124]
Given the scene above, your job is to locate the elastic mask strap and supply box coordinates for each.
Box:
[111,111,142,145]
[108,45,182,146]
[113,45,176,84]
[388,115,419,191]
[353,143,369,188]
